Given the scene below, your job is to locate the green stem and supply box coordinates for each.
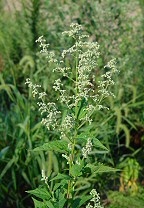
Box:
[67,41,79,202]
[75,41,79,120]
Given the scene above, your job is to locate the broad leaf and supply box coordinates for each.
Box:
[53,179,68,191]
[51,173,71,181]
[45,201,55,208]
[27,187,51,201]
[77,134,108,152]
[72,195,92,208]
[93,138,109,151]
[33,140,69,153]
[32,198,46,208]
[70,164,83,177]
[86,163,120,173]
[58,192,67,208]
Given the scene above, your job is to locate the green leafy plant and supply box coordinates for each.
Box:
[119,158,141,195]
[0,1,144,207]
[25,23,119,208]
[108,188,144,208]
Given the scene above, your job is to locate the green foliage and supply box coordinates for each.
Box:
[27,187,51,201]
[108,189,144,208]
[0,0,143,207]
[86,164,119,174]
[119,158,141,195]
[33,140,69,153]
[25,23,116,207]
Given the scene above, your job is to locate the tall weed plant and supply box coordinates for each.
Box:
[0,0,144,207]
[25,23,118,208]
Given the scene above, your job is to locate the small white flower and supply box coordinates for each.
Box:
[62,154,71,164]
[41,169,48,184]
[86,189,103,208]
[68,143,72,150]
[82,138,92,158]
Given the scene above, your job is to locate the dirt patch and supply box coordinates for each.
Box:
[3,0,21,12]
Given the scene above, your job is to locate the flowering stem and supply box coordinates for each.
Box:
[75,41,79,120]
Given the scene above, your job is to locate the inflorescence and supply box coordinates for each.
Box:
[25,23,118,208]
[25,23,117,158]
[86,189,104,208]
[25,23,117,135]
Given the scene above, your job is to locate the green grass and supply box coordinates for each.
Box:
[108,190,144,208]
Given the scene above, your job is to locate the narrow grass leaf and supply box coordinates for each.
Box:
[0,157,15,179]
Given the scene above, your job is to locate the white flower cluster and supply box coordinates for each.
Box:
[62,153,71,165]
[82,138,92,158]
[53,78,62,92]
[60,114,74,138]
[47,51,58,63]
[41,169,48,184]
[86,189,104,208]
[97,58,118,101]
[61,23,117,124]
[53,78,70,105]
[53,66,70,77]
[27,23,117,137]
[62,23,83,39]
[25,78,61,130]
[35,36,49,54]
[38,102,61,130]
[76,41,100,102]
[36,36,58,63]
[104,58,117,73]
[25,78,41,98]
[62,143,73,164]
[61,115,74,130]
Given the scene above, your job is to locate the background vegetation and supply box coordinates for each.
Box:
[0,0,144,207]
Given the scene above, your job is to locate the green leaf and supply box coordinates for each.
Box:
[27,187,51,201]
[45,201,55,208]
[128,101,144,107]
[93,138,109,151]
[0,156,15,179]
[53,179,68,192]
[17,116,30,136]
[0,84,14,101]
[12,168,16,190]
[22,171,31,185]
[33,140,69,153]
[77,98,88,119]
[92,150,109,154]
[58,192,67,208]
[0,146,9,159]
[72,195,92,208]
[32,197,46,208]
[70,163,83,177]
[53,183,61,192]
[51,173,70,181]
[77,133,109,153]
[86,163,120,173]
[119,124,130,147]
[19,55,35,73]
